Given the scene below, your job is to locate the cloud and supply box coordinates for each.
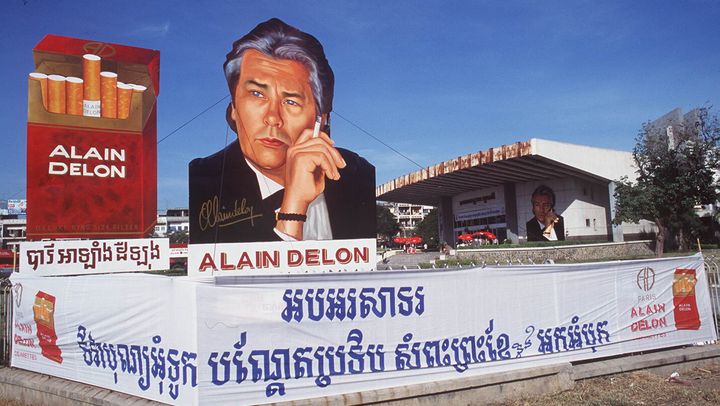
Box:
[129,21,170,38]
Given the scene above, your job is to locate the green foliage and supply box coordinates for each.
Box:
[413,208,438,249]
[168,230,189,244]
[613,107,720,255]
[376,205,400,240]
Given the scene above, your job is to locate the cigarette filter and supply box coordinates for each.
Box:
[82,54,101,117]
[100,71,118,118]
[129,84,147,93]
[47,75,66,114]
[29,72,48,109]
[117,83,133,119]
[65,77,84,116]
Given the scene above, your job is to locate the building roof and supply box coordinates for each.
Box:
[376,138,635,205]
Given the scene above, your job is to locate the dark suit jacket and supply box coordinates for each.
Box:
[526,216,565,242]
[188,140,376,244]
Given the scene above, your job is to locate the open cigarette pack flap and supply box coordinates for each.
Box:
[27,34,160,240]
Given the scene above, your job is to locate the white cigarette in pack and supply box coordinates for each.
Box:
[82,54,101,117]
[100,71,118,118]
[65,77,84,116]
[28,72,48,109]
[117,83,134,119]
[129,84,147,93]
[47,75,66,114]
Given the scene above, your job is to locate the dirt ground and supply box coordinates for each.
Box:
[497,361,720,406]
[1,362,719,405]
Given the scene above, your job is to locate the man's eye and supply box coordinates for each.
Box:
[285,99,300,106]
[250,90,263,98]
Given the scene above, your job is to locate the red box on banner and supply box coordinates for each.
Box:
[26,35,159,239]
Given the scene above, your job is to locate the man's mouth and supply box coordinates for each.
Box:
[258,137,287,148]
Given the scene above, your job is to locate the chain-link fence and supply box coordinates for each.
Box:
[704,255,720,339]
[0,277,13,366]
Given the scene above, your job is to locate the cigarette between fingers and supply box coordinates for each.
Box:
[312,116,322,138]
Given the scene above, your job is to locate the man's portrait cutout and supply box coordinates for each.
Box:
[189,18,376,244]
[526,185,565,242]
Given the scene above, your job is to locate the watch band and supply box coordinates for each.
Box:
[275,212,307,222]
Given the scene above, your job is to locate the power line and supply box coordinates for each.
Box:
[332,111,425,170]
[157,95,230,145]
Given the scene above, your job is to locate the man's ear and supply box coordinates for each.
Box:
[231,103,238,122]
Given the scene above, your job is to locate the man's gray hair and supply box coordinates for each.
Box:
[224,18,334,123]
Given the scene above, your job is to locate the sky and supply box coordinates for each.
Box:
[1,0,719,210]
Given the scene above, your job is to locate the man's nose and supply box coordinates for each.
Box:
[263,99,283,128]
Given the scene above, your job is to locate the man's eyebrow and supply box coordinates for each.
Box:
[244,79,268,89]
[281,91,305,100]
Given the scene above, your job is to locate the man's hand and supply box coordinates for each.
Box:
[276,128,346,239]
[543,211,559,228]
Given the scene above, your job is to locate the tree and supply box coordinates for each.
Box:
[613,107,720,256]
[413,208,438,249]
[168,230,189,244]
[376,205,400,241]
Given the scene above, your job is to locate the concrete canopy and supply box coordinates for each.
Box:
[376,139,635,205]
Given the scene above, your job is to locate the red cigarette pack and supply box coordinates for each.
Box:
[26,35,159,239]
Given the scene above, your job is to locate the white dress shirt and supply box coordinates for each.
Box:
[537,219,558,241]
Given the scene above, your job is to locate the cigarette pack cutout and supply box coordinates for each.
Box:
[27,34,160,240]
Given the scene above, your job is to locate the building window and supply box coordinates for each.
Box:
[585,219,590,227]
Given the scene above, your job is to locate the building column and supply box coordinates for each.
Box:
[608,181,624,242]
[504,183,519,244]
[437,196,455,248]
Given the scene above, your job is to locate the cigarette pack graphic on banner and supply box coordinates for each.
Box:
[672,268,701,330]
[26,35,159,240]
[32,291,62,364]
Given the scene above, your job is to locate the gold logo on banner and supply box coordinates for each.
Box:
[83,42,117,58]
[636,267,655,291]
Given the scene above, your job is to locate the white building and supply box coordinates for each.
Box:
[377,138,657,245]
[387,202,434,234]
[155,208,189,237]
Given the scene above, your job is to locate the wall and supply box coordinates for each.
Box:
[455,240,654,263]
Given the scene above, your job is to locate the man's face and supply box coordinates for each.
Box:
[532,194,553,223]
[231,49,320,173]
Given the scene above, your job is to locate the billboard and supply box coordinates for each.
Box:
[26,35,158,240]
[7,199,26,215]
[188,19,376,253]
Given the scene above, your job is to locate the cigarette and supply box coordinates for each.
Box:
[312,115,322,138]
[100,71,118,118]
[82,54,101,117]
[28,72,48,109]
[47,75,66,114]
[117,83,133,119]
[65,77,84,116]
[129,84,147,93]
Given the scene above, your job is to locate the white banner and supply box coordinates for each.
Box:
[10,254,717,405]
[188,238,377,276]
[19,238,169,276]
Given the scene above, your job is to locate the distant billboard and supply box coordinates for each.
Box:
[8,199,26,215]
